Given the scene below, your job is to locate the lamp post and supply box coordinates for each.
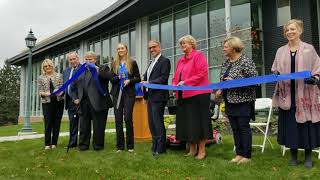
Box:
[21,29,37,133]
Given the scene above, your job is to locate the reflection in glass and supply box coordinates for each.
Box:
[191,3,206,40]
[174,10,188,44]
[160,16,173,49]
[150,21,159,41]
[120,32,129,46]
[111,36,119,60]
[102,39,110,65]
[277,0,291,26]
[130,30,136,58]
[94,41,101,63]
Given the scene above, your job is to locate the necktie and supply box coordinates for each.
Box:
[67,68,74,95]
[147,59,156,81]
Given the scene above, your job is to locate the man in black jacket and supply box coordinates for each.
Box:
[63,52,81,148]
[71,51,112,151]
[141,40,171,155]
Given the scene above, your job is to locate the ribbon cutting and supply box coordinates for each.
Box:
[50,63,311,96]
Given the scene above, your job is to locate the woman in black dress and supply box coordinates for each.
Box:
[272,19,320,168]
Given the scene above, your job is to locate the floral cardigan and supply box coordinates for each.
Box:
[220,54,258,104]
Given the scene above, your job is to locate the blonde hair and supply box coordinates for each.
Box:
[66,52,79,60]
[41,59,55,75]
[224,36,244,53]
[112,42,133,74]
[85,51,97,59]
[179,35,197,49]
[283,19,304,37]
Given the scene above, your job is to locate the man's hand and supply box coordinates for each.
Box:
[57,92,64,97]
[74,99,80,105]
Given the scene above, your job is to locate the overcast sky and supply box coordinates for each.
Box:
[0,0,117,67]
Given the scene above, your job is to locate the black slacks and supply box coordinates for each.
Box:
[147,100,167,153]
[113,94,135,150]
[79,97,108,150]
[229,116,252,158]
[66,98,79,147]
[42,100,64,146]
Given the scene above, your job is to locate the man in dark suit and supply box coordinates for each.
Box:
[63,52,81,148]
[141,40,171,156]
[71,51,113,151]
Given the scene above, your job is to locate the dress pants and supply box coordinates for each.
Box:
[147,100,167,153]
[79,97,108,150]
[66,98,79,147]
[229,116,252,158]
[42,100,64,146]
[113,93,135,150]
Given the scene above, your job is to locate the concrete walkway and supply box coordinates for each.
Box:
[0,129,116,142]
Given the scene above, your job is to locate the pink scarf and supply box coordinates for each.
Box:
[272,42,320,123]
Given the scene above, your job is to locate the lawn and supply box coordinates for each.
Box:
[0,121,115,137]
[0,134,319,179]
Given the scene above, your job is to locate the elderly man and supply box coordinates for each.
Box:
[71,51,113,151]
[141,40,171,156]
[63,52,81,148]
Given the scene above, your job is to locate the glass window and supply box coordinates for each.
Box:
[277,0,291,26]
[111,36,119,60]
[191,3,206,40]
[174,10,189,44]
[59,54,64,73]
[94,41,101,64]
[130,30,136,58]
[208,0,226,68]
[120,32,129,46]
[150,20,159,41]
[102,38,110,65]
[160,16,173,58]
[231,0,251,31]
[209,0,226,37]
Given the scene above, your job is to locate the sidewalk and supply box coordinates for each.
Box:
[0,129,116,142]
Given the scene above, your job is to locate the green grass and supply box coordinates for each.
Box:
[0,134,319,179]
[0,121,115,137]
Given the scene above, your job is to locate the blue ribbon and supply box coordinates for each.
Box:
[51,63,311,96]
[140,71,311,90]
[119,64,128,90]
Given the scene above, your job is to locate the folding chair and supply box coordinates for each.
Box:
[250,98,274,153]
[282,143,320,159]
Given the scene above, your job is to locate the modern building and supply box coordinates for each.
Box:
[6,0,320,122]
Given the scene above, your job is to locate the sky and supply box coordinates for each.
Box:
[0,0,117,67]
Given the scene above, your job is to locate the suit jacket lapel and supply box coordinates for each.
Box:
[149,55,162,78]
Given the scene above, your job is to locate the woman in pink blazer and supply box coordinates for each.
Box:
[172,35,212,160]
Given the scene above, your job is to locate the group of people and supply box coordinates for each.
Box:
[37,19,320,168]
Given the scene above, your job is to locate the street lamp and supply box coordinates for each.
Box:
[21,29,37,133]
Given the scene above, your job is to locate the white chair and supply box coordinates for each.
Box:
[282,144,320,159]
[250,98,274,153]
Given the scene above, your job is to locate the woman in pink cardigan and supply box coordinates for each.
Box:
[272,19,320,168]
[172,35,212,160]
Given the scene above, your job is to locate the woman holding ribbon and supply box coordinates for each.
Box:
[272,19,320,168]
[172,35,212,160]
[38,59,64,150]
[110,43,141,153]
[218,36,257,164]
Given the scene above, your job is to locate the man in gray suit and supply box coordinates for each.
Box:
[71,51,112,151]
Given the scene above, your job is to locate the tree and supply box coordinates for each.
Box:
[0,62,20,126]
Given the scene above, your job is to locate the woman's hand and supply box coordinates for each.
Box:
[41,92,51,97]
[124,79,130,87]
[177,81,185,86]
[223,76,233,81]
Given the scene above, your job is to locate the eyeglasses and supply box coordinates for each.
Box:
[148,45,158,50]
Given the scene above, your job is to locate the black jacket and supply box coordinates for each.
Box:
[110,60,141,97]
[70,64,113,111]
[143,55,171,102]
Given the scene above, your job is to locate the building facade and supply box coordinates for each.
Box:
[6,0,320,121]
